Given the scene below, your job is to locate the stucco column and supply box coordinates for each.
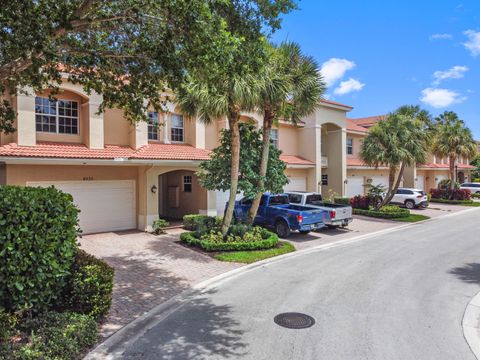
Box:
[16,87,37,146]
[326,128,347,196]
[130,121,148,149]
[163,113,170,144]
[195,120,206,149]
[403,165,417,188]
[86,92,104,149]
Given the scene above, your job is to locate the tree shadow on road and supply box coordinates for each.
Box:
[449,263,480,284]
[123,290,248,360]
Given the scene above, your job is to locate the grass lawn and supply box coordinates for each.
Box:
[465,202,480,207]
[214,241,295,264]
[393,214,431,223]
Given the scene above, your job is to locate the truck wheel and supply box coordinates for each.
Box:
[299,230,311,235]
[275,221,291,238]
[405,200,415,209]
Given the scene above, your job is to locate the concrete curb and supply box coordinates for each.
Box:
[85,206,480,359]
[463,291,480,359]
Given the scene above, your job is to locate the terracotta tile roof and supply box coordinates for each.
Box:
[0,142,211,161]
[346,119,369,133]
[417,163,475,170]
[348,115,387,127]
[0,142,134,159]
[280,155,315,166]
[131,143,211,160]
[320,99,353,109]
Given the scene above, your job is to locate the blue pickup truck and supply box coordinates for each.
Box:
[232,193,329,237]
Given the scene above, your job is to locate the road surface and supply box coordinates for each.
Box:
[120,208,480,359]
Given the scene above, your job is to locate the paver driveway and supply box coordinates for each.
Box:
[80,230,240,338]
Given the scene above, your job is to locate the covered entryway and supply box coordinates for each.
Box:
[284,176,307,192]
[27,180,136,234]
[158,170,207,220]
[347,176,364,197]
[458,171,465,184]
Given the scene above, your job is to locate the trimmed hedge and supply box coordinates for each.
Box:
[180,230,278,252]
[430,198,475,205]
[62,249,114,320]
[334,197,351,205]
[0,312,97,360]
[353,206,410,219]
[0,186,80,312]
[183,214,222,231]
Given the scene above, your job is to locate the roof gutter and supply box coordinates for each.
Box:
[0,157,204,167]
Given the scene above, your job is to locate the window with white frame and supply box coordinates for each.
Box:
[148,111,159,140]
[270,128,279,148]
[347,138,353,155]
[183,175,192,192]
[171,114,184,142]
[35,97,79,134]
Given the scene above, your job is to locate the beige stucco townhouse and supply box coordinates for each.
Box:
[345,115,475,196]
[0,78,354,234]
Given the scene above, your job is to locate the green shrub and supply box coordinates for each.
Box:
[183,214,222,231]
[152,218,170,234]
[430,198,475,205]
[0,186,80,312]
[228,223,252,238]
[181,228,278,252]
[61,249,114,320]
[353,206,410,219]
[0,308,18,342]
[334,197,351,205]
[0,312,97,360]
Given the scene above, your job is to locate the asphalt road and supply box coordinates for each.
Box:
[121,208,480,360]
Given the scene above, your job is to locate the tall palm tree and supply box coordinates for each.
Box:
[360,109,430,209]
[246,42,325,223]
[432,111,477,191]
[177,75,258,236]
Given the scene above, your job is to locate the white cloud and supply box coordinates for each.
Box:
[420,88,466,108]
[429,33,453,40]
[333,78,365,95]
[433,65,469,84]
[463,30,480,56]
[320,58,356,87]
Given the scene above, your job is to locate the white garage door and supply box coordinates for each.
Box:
[347,177,364,197]
[27,180,136,234]
[284,177,307,192]
[416,175,425,191]
[435,174,448,187]
[370,176,389,189]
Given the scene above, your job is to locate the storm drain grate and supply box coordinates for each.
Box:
[274,312,315,329]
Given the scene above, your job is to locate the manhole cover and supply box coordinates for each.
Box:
[274,312,315,329]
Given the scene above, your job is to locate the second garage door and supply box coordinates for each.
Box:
[27,180,136,234]
[284,177,307,192]
[347,177,364,197]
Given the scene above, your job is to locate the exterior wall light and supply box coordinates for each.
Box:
[151,185,157,194]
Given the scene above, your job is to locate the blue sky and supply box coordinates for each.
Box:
[272,0,480,138]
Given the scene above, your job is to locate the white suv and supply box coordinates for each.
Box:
[390,188,429,209]
[460,183,480,194]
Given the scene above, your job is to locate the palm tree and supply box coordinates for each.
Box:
[246,42,325,223]
[432,111,477,191]
[177,76,258,236]
[360,108,431,209]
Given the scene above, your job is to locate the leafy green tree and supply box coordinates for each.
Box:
[471,155,480,180]
[246,41,325,223]
[197,123,288,214]
[0,0,297,132]
[360,107,431,209]
[432,111,477,190]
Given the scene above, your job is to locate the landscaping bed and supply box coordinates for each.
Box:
[430,198,480,206]
[180,215,293,263]
[353,205,410,219]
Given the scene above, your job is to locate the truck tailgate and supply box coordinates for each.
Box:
[332,206,352,220]
[301,210,328,225]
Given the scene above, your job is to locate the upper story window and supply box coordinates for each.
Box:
[270,129,279,148]
[35,97,79,134]
[347,138,353,155]
[171,114,184,142]
[148,111,159,140]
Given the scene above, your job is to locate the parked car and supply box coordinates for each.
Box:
[389,188,429,209]
[285,191,353,228]
[460,183,480,194]
[232,193,329,237]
